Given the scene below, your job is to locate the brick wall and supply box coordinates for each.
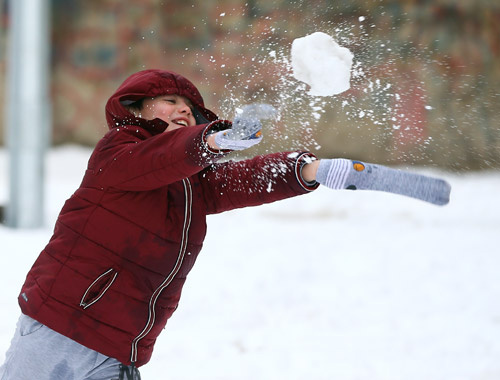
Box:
[0,0,499,169]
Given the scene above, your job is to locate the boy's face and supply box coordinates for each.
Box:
[140,95,197,132]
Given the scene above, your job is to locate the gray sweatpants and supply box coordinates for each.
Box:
[0,314,140,380]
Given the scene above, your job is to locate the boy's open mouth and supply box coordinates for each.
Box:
[172,119,189,127]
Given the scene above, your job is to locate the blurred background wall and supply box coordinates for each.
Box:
[0,0,498,170]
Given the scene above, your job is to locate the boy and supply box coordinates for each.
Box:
[0,69,449,380]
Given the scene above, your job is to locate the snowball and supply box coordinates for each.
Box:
[291,32,354,96]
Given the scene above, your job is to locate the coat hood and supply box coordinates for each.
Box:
[105,69,218,133]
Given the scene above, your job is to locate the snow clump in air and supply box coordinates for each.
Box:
[291,32,354,96]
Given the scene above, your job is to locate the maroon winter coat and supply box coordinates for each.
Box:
[18,69,319,367]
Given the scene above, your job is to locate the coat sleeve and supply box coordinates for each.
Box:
[198,151,319,214]
[86,121,232,191]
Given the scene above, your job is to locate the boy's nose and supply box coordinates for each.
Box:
[178,103,192,114]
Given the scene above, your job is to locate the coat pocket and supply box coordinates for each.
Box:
[80,268,118,309]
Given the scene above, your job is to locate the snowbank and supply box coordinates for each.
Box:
[1,146,499,380]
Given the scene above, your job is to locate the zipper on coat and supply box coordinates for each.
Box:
[130,178,193,363]
[80,268,118,309]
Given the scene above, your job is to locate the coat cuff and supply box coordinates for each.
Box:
[201,120,233,155]
[186,120,234,167]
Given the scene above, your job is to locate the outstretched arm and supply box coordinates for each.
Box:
[200,152,318,215]
[89,104,272,191]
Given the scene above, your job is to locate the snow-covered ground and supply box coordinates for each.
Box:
[1,145,499,380]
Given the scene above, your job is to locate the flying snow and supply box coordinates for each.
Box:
[291,32,354,96]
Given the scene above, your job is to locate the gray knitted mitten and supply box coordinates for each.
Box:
[316,159,451,206]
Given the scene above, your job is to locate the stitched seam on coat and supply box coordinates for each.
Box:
[44,191,106,302]
[51,222,184,278]
[62,192,186,245]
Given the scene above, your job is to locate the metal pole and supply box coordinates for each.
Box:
[5,0,51,228]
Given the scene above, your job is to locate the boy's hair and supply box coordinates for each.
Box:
[124,99,144,115]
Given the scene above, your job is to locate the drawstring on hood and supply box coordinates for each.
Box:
[105,69,218,134]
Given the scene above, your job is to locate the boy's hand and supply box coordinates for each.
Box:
[214,104,277,150]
